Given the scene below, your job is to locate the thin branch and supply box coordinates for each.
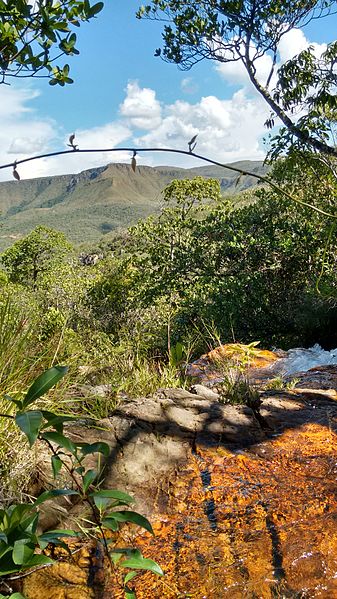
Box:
[0,145,336,219]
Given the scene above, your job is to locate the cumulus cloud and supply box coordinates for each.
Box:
[216,28,327,90]
[0,84,132,181]
[1,24,327,181]
[0,79,268,180]
[133,88,268,165]
[278,28,326,63]
[119,80,162,130]
[0,85,58,181]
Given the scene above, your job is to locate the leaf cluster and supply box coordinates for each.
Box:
[0,365,163,597]
[0,0,104,85]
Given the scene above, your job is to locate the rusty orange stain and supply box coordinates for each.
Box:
[109,422,337,598]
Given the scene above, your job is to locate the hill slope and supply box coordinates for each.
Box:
[0,160,267,249]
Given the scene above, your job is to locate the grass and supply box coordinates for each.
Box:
[263,375,300,391]
[217,368,261,408]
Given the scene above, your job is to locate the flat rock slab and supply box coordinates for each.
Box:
[27,361,337,598]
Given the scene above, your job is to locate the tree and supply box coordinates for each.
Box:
[0,0,104,86]
[1,226,72,288]
[130,177,226,299]
[138,0,337,159]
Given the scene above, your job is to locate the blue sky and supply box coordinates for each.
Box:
[0,1,336,180]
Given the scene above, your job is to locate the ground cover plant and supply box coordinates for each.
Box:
[0,366,163,599]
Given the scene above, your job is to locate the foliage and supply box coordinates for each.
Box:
[0,366,162,597]
[138,0,337,158]
[1,227,73,289]
[130,177,229,303]
[120,168,337,350]
[264,376,300,391]
[217,369,260,409]
[0,0,104,85]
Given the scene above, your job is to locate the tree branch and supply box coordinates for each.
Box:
[0,146,336,219]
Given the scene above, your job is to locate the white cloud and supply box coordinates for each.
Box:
[119,81,162,130]
[0,85,58,181]
[0,80,268,181]
[216,28,327,90]
[278,28,326,63]
[216,48,274,88]
[133,88,268,165]
[181,77,199,94]
[0,83,132,181]
[16,121,132,180]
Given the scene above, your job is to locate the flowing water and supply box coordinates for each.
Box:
[110,347,337,598]
[118,421,337,598]
[275,344,337,376]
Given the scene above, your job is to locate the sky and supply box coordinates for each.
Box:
[0,1,336,181]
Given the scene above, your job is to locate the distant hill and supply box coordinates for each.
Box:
[0,160,267,250]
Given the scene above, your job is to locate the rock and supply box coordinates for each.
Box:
[189,384,219,401]
[19,539,108,599]
[23,348,337,598]
[186,343,279,386]
[291,364,337,390]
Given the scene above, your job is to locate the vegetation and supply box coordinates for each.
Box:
[138,0,337,159]
[0,0,336,596]
[0,366,163,599]
[0,161,265,252]
[0,0,104,85]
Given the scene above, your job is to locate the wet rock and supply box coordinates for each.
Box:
[291,364,337,390]
[186,343,279,386]
[24,346,337,598]
[20,539,108,599]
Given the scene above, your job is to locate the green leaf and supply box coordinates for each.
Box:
[88,2,104,16]
[120,555,163,576]
[4,394,22,410]
[51,455,63,478]
[15,410,43,447]
[124,570,138,584]
[89,489,134,504]
[33,489,79,508]
[82,469,97,493]
[90,489,134,513]
[24,554,54,568]
[103,511,154,535]
[41,410,77,433]
[77,442,110,457]
[23,366,68,408]
[125,590,137,599]
[101,517,119,532]
[12,541,34,565]
[38,529,79,549]
[41,431,76,454]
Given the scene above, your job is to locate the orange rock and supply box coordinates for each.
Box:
[22,539,108,599]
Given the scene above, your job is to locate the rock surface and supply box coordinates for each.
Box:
[19,348,337,598]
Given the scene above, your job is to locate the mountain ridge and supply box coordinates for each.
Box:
[0,160,267,250]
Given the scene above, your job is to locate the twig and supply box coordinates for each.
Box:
[0,146,336,219]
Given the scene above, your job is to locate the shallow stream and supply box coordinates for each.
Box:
[122,421,337,598]
[110,346,337,598]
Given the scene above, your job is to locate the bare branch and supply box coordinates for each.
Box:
[0,145,335,219]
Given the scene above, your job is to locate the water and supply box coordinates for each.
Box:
[118,421,337,598]
[275,344,337,376]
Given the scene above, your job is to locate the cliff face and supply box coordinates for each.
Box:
[0,160,266,249]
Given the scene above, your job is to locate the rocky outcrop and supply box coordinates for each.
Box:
[19,348,337,598]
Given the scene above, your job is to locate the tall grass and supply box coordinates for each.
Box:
[0,288,77,503]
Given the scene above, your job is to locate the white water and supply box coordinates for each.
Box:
[276,344,337,376]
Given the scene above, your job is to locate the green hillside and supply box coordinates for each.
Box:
[0,160,267,250]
